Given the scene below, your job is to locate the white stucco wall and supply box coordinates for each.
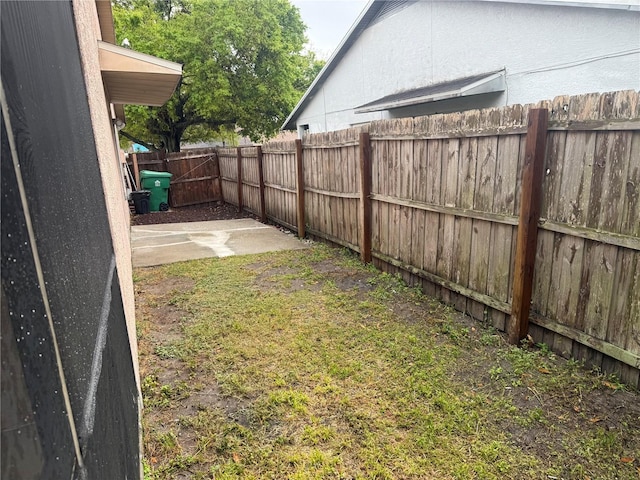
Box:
[71,1,140,389]
[296,0,640,132]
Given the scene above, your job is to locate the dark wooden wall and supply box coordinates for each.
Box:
[1,2,139,478]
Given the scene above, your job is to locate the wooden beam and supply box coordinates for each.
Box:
[538,219,640,251]
[302,141,361,149]
[260,149,297,155]
[372,251,512,315]
[307,227,361,254]
[547,118,640,132]
[257,146,266,223]
[239,180,261,189]
[266,214,297,233]
[508,108,549,344]
[530,314,640,369]
[263,182,296,194]
[368,192,639,250]
[171,175,216,184]
[359,132,372,263]
[371,194,519,226]
[295,139,305,239]
[304,187,360,199]
[236,147,243,212]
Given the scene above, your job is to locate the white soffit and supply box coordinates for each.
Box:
[98,41,182,107]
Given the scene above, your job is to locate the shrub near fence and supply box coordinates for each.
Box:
[218,90,639,387]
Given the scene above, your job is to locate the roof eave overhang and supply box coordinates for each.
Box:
[98,41,182,107]
[281,0,381,130]
[354,71,506,114]
[470,0,640,11]
[95,0,116,44]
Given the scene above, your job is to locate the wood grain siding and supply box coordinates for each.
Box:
[257,146,266,222]
[218,147,239,207]
[297,128,364,245]
[236,148,243,212]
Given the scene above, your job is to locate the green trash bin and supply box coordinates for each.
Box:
[139,170,172,212]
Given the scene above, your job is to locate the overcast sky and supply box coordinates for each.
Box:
[292,0,369,58]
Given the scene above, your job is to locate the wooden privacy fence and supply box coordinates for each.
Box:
[219,90,640,387]
[220,142,300,228]
[128,148,222,207]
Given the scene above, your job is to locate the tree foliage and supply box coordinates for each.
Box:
[113,0,319,151]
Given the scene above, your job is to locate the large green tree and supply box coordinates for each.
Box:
[113,0,313,151]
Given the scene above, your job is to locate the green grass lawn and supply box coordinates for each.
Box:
[134,244,640,480]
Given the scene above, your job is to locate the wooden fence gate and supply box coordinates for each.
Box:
[129,148,222,207]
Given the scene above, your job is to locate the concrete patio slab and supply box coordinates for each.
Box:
[131,218,308,267]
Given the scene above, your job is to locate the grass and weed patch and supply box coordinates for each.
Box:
[136,244,640,479]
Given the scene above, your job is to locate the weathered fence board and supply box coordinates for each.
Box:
[508,108,548,343]
[218,148,238,207]
[298,128,362,247]
[520,92,640,379]
[259,140,297,231]
[239,147,261,216]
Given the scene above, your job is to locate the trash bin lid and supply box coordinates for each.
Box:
[139,170,173,178]
[131,190,151,197]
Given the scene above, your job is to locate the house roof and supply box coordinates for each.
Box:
[282,0,639,130]
[354,70,506,113]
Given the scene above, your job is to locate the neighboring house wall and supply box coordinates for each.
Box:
[295,1,640,133]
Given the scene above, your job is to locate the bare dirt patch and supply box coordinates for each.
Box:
[136,277,195,346]
[131,201,257,226]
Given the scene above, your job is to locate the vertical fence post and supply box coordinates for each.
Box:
[359,132,372,263]
[131,153,140,191]
[508,108,549,345]
[257,145,266,222]
[162,152,174,207]
[236,147,243,213]
[161,151,170,172]
[215,149,224,202]
[295,139,305,238]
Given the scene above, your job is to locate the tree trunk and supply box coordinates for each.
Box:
[162,132,182,153]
